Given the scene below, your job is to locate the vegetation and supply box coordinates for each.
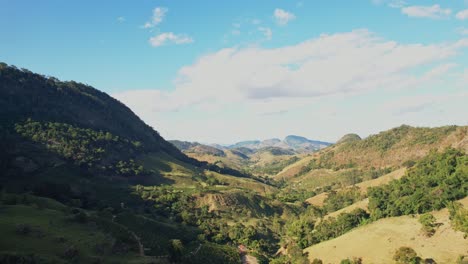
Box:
[368,148,467,219]
[250,156,300,176]
[15,119,146,173]
[393,247,421,264]
[1,63,467,263]
[419,213,437,237]
[323,187,362,213]
[340,257,363,264]
[342,125,457,152]
[310,209,370,246]
[448,202,468,237]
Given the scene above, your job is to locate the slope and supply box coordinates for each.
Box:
[0,63,272,263]
[304,197,468,264]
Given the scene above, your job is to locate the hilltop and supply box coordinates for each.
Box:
[277,124,467,181]
[226,135,331,153]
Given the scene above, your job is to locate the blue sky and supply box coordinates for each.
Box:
[1,0,468,143]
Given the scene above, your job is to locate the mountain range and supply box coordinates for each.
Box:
[225,135,332,152]
[1,63,467,264]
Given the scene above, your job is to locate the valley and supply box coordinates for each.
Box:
[0,63,467,264]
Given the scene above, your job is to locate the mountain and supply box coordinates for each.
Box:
[228,140,262,149]
[227,135,332,153]
[1,63,467,264]
[277,124,468,180]
[169,140,226,157]
[0,63,272,263]
[0,64,186,163]
[283,135,331,152]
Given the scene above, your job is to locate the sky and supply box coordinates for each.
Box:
[1,0,468,144]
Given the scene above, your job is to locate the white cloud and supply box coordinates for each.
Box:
[382,91,468,115]
[388,0,406,8]
[143,7,168,28]
[117,16,125,23]
[402,5,451,19]
[274,8,296,25]
[149,32,194,47]
[117,29,468,109]
[113,30,468,143]
[456,9,468,20]
[258,27,272,40]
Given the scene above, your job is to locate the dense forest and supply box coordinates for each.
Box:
[368,148,467,219]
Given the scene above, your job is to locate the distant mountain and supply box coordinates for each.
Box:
[228,140,262,149]
[227,135,332,153]
[169,140,226,157]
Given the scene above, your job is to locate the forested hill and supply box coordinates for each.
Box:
[0,62,185,161]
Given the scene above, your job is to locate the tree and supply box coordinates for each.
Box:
[448,202,468,237]
[393,247,421,264]
[168,239,185,263]
[419,213,437,237]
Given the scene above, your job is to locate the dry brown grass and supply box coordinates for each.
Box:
[352,167,406,193]
[324,198,370,219]
[304,197,468,264]
[275,154,318,180]
[306,192,329,207]
[305,168,406,207]
[329,126,467,169]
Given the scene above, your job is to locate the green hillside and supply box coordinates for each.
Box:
[1,63,467,264]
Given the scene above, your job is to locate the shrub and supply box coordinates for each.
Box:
[448,202,468,237]
[393,247,421,264]
[456,255,468,264]
[419,213,437,237]
[311,259,323,264]
[340,257,362,264]
[168,239,185,262]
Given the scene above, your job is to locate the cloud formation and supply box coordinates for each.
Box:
[402,5,451,19]
[274,8,296,25]
[115,30,468,114]
[456,9,468,20]
[144,7,168,28]
[149,33,194,47]
[142,7,194,47]
[114,30,468,142]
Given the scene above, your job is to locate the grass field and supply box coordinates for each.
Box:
[305,168,405,206]
[304,197,468,264]
[0,203,141,263]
